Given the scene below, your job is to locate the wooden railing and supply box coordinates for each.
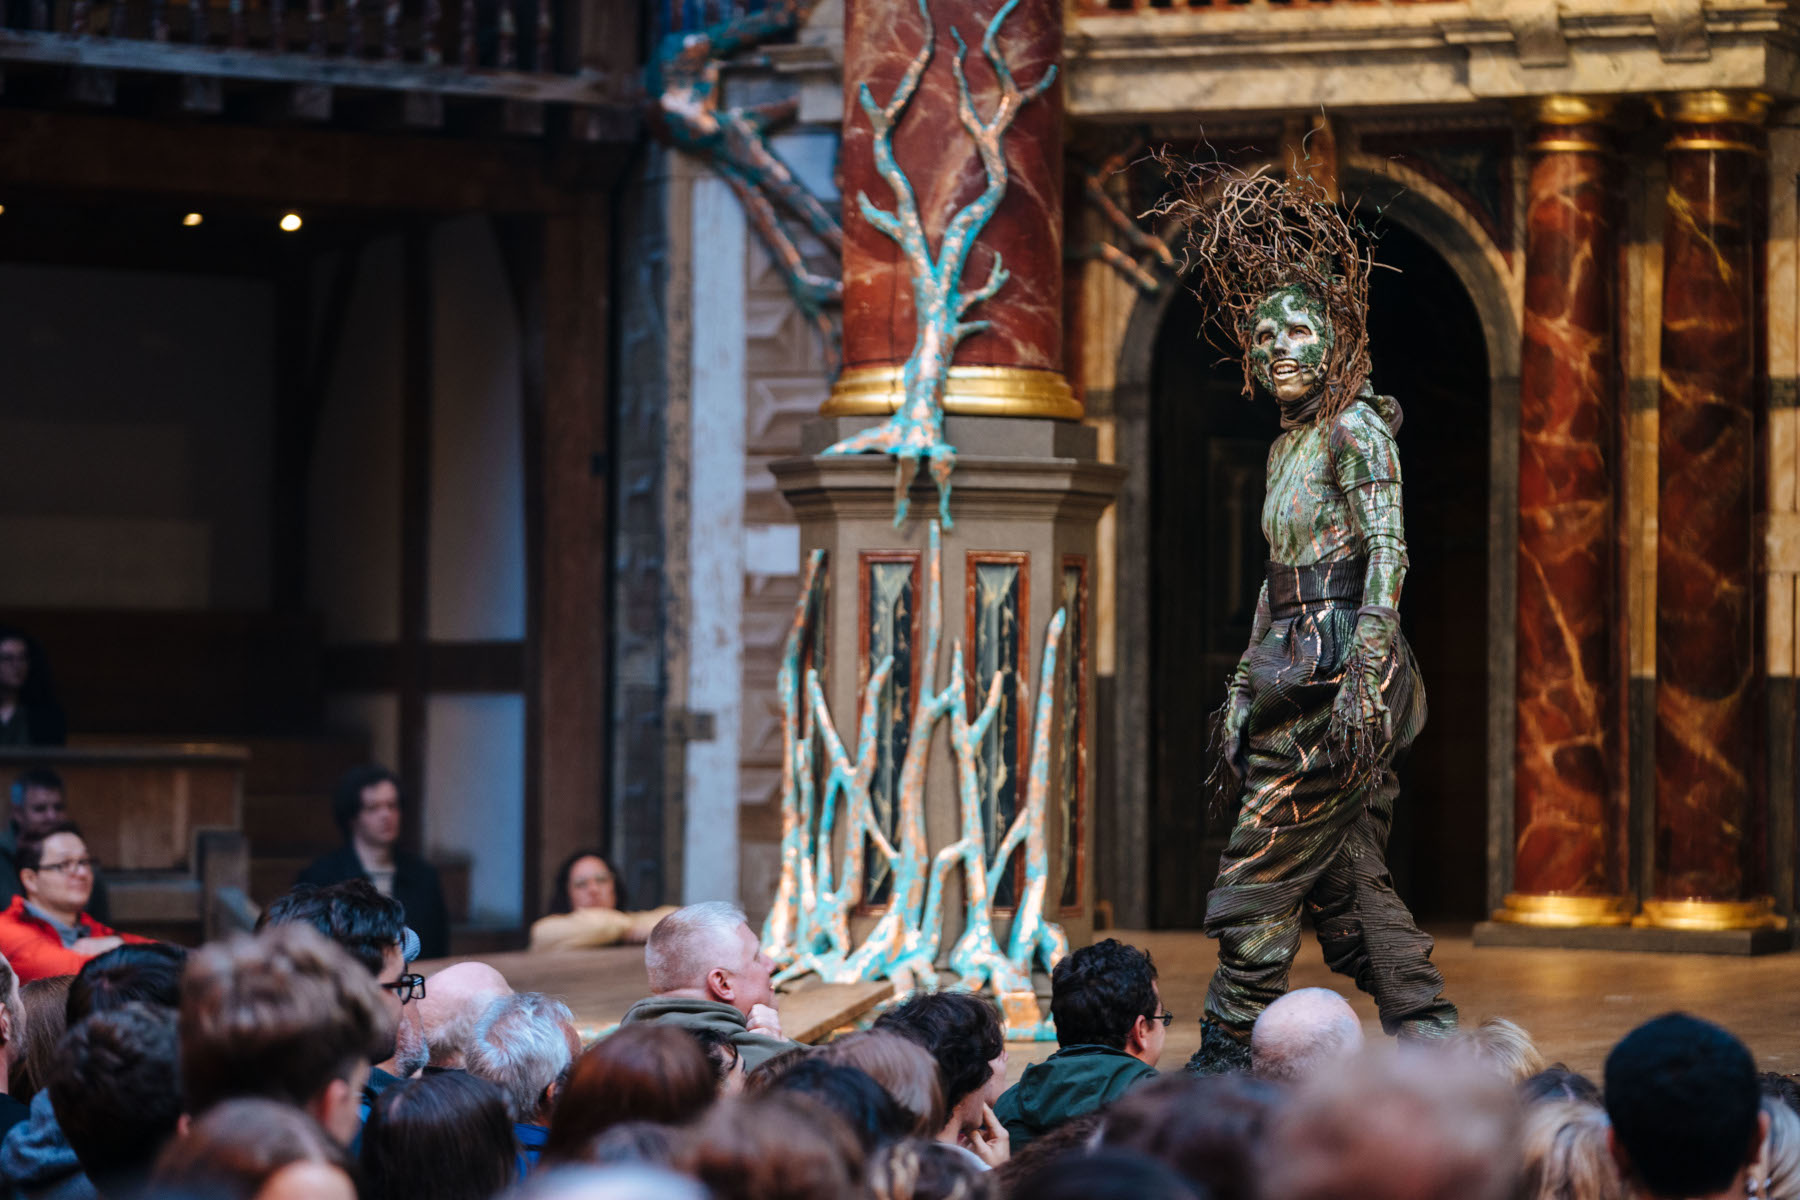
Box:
[1075,0,1455,11]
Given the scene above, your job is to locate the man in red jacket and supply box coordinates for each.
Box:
[0,821,149,983]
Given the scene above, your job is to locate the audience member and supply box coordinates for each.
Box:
[298,764,450,959]
[179,924,388,1145]
[681,1092,865,1200]
[1025,1150,1202,1200]
[1250,987,1363,1083]
[772,1057,914,1154]
[0,773,108,920]
[1455,1016,1546,1084]
[66,942,185,1023]
[744,1045,814,1093]
[822,1032,945,1139]
[0,952,28,1139]
[682,1024,746,1096]
[417,960,512,1071]
[583,1121,681,1169]
[0,1071,91,1200]
[0,823,148,983]
[50,1002,181,1198]
[544,1024,716,1163]
[0,628,65,748]
[464,990,577,1175]
[1100,1071,1283,1200]
[515,1165,710,1200]
[11,974,70,1102]
[1257,1048,1522,1200]
[994,938,1164,1150]
[1517,1099,1625,1200]
[1605,1013,1766,1200]
[875,991,1009,1161]
[529,850,679,952]
[152,1098,356,1200]
[623,902,793,1070]
[988,1110,1101,1196]
[1765,1071,1800,1117]
[867,1138,997,1200]
[360,1070,517,1200]
[1520,1065,1603,1107]
[1758,1095,1800,1200]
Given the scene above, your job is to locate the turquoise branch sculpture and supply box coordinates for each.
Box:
[820,0,1056,528]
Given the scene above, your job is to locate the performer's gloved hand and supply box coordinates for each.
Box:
[1329,608,1397,774]
[1220,661,1253,782]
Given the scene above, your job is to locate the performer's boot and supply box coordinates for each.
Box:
[1185,1019,1253,1076]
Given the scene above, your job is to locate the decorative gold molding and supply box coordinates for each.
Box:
[1662,137,1766,156]
[823,364,1084,420]
[1529,138,1611,155]
[1634,896,1788,932]
[1653,89,1773,125]
[1531,94,1619,126]
[1491,892,1633,928]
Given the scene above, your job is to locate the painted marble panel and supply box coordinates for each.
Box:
[968,553,1026,907]
[861,554,918,904]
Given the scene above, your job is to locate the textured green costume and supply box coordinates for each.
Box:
[1202,287,1457,1043]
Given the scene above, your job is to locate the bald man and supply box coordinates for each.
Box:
[1251,987,1365,1084]
[418,961,513,1071]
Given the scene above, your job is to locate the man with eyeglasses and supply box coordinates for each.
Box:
[993,938,1166,1152]
[0,821,151,983]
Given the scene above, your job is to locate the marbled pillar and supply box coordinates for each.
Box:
[839,0,1062,374]
[1652,92,1769,910]
[1507,99,1627,918]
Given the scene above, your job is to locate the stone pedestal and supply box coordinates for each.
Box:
[772,417,1124,966]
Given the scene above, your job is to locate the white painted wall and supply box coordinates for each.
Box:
[425,693,525,924]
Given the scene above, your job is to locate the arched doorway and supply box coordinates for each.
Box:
[1144,220,1493,927]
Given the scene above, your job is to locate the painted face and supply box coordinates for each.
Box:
[1247,286,1334,406]
[567,856,619,911]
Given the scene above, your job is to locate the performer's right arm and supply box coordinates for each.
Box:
[1221,581,1270,777]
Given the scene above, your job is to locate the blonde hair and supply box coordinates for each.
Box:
[822,1031,945,1137]
[1759,1098,1800,1200]
[1456,1017,1546,1085]
[1518,1101,1625,1200]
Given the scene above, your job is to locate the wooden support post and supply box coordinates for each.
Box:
[398,221,433,856]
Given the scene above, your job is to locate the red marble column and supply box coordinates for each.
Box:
[1646,90,1774,929]
[825,0,1077,418]
[1501,98,1629,928]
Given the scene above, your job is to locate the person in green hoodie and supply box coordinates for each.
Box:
[994,939,1167,1150]
[618,901,796,1071]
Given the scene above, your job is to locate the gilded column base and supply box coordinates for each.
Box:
[1633,896,1788,932]
[822,364,1083,420]
[1491,893,1633,928]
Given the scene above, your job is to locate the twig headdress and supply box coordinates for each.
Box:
[1147,151,1376,426]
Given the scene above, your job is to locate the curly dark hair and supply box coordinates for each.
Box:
[330,764,399,841]
[547,849,628,914]
[873,991,1004,1116]
[1050,938,1159,1051]
[259,879,405,978]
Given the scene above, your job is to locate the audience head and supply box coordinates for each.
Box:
[0,951,21,1073]
[8,768,66,839]
[683,1024,746,1096]
[584,1121,682,1169]
[360,1070,518,1200]
[545,1024,717,1161]
[644,902,775,1018]
[417,961,512,1069]
[68,941,187,1023]
[1049,938,1165,1066]
[1605,1013,1764,1199]
[744,1045,815,1093]
[867,1138,996,1200]
[553,851,628,914]
[821,1031,945,1138]
[1520,1066,1602,1108]
[464,990,577,1126]
[1029,1150,1203,1200]
[1764,1071,1800,1117]
[179,923,389,1144]
[874,990,1007,1138]
[52,1002,182,1196]
[771,1056,914,1153]
[1518,1100,1625,1200]
[682,1092,865,1200]
[153,1098,355,1200]
[0,630,29,697]
[1101,1071,1284,1200]
[1250,987,1364,1084]
[516,1166,710,1200]
[993,1111,1107,1197]
[1455,1017,1546,1085]
[1259,1046,1523,1200]
[12,973,71,1101]
[1758,1096,1800,1200]
[17,821,95,918]
[332,763,403,850]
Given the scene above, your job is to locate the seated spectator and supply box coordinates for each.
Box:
[1765,1071,1800,1117]
[50,1002,181,1198]
[298,765,450,960]
[1,773,109,921]
[543,1024,716,1164]
[66,942,185,1023]
[517,1165,709,1200]
[1606,1013,1766,1200]
[0,952,28,1139]
[464,991,578,1176]
[771,1057,913,1154]
[876,991,1010,1165]
[0,975,85,1200]
[261,880,429,1113]
[993,938,1164,1151]
[529,851,679,952]
[179,924,389,1145]
[991,1111,1105,1198]
[0,824,149,984]
[683,1025,746,1096]
[1518,1099,1624,1200]
[622,902,793,1070]
[417,960,512,1072]
[1258,1047,1522,1200]
[1521,1065,1603,1107]
[1758,1095,1800,1200]
[1027,1150,1202,1200]
[744,1045,813,1093]
[0,628,65,748]
[360,1070,517,1200]
[681,1092,865,1200]
[1454,1016,1547,1085]
[822,1032,945,1140]
[10,975,70,1103]
[868,1138,997,1200]
[1100,1071,1283,1200]
[1250,986,1364,1084]
[153,1098,356,1200]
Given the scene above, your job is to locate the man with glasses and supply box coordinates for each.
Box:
[0,821,151,982]
[993,938,1166,1151]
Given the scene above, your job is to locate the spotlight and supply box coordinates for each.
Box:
[278,212,302,233]
[182,212,203,227]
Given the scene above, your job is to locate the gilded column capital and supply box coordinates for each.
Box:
[1522,95,1617,155]
[1652,89,1773,126]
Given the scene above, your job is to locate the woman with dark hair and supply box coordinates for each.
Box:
[771,1058,914,1154]
[153,1098,356,1200]
[527,850,677,952]
[543,1024,717,1162]
[0,627,64,748]
[9,974,69,1103]
[360,1071,517,1200]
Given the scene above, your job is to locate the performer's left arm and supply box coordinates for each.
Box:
[1327,400,1407,759]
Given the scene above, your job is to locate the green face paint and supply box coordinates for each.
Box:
[1246,285,1334,409]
